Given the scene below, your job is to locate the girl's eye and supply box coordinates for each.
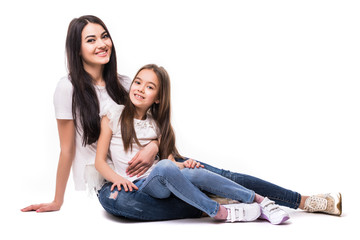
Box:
[86,39,95,43]
[147,86,154,90]
[134,80,141,85]
[102,34,110,39]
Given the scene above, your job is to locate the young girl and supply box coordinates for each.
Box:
[94,64,290,224]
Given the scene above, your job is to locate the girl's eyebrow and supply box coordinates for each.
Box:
[85,31,108,39]
[134,76,157,87]
[148,81,157,87]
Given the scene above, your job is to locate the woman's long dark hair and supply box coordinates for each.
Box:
[120,64,182,159]
[66,15,128,145]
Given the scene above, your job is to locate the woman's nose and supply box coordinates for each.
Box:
[97,39,107,48]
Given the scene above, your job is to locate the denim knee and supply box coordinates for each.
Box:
[153,159,178,174]
[181,168,207,186]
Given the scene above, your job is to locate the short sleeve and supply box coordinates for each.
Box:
[53,76,73,119]
[119,74,132,92]
[100,102,125,133]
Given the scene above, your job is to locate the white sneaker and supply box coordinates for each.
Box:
[223,203,261,223]
[260,197,290,224]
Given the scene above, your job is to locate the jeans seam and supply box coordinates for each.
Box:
[140,173,218,217]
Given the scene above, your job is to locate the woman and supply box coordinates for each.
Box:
[22,15,341,219]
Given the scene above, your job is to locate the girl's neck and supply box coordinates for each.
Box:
[84,63,105,86]
[134,108,147,120]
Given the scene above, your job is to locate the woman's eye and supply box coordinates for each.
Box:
[102,34,110,39]
[86,39,95,43]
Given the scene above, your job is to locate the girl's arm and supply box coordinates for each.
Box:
[21,119,75,212]
[95,116,138,192]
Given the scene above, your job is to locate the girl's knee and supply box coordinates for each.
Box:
[156,159,177,171]
[181,168,206,183]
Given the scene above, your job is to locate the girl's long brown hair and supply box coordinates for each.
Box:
[120,64,182,159]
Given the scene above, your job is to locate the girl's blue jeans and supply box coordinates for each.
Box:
[98,158,301,220]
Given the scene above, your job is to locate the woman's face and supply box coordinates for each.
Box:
[80,23,112,68]
[130,69,160,113]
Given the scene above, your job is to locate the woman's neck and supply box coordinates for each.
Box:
[83,63,105,86]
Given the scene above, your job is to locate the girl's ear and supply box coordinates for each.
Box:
[155,99,160,104]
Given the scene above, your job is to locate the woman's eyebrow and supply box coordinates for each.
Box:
[85,31,108,39]
[85,34,96,39]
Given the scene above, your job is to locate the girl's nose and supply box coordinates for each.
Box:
[138,85,145,93]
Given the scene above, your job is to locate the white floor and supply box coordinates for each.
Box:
[8,188,357,240]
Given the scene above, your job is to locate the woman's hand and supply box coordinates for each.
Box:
[183,159,204,169]
[21,201,62,213]
[126,141,159,177]
[111,177,139,192]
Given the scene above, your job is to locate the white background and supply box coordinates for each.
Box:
[1,0,359,239]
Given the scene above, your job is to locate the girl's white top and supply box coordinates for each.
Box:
[100,103,160,184]
[53,75,131,191]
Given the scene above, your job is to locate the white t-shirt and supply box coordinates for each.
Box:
[100,103,160,183]
[53,75,131,190]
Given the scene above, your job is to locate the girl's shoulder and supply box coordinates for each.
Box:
[100,102,125,119]
[118,74,132,92]
[100,102,125,133]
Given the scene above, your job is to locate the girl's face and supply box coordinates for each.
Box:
[80,23,112,68]
[130,69,160,114]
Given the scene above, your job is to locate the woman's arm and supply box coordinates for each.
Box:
[126,140,159,177]
[21,119,75,212]
[95,116,138,192]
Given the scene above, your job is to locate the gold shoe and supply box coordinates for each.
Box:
[207,194,239,205]
[304,193,342,216]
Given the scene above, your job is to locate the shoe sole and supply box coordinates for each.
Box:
[260,213,290,225]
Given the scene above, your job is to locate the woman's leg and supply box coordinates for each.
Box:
[176,158,301,209]
[98,181,203,221]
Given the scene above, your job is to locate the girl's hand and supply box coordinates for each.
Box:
[175,162,185,169]
[111,178,139,192]
[21,201,62,213]
[183,159,204,169]
[126,141,159,177]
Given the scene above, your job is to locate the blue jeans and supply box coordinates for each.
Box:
[136,160,255,217]
[98,158,301,220]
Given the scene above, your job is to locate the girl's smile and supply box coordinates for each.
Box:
[130,69,160,119]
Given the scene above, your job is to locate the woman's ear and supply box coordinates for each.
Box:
[155,99,160,104]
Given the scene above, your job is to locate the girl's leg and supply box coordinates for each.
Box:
[137,160,220,218]
[181,167,290,224]
[180,167,256,203]
[176,157,301,209]
[137,160,260,221]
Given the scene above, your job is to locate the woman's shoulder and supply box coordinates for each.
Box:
[55,75,73,93]
[53,75,73,119]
